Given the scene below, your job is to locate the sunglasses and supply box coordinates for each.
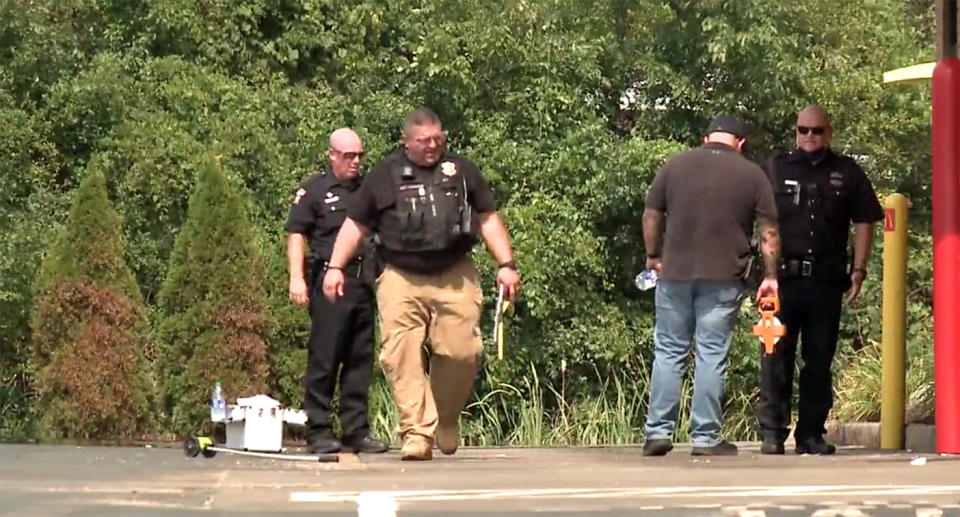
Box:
[797,126,826,136]
[330,149,365,160]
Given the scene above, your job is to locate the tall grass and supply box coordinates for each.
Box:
[367,355,764,447]
[364,331,932,447]
[833,337,936,424]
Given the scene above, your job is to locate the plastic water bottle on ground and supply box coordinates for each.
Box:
[635,269,658,291]
[210,380,226,422]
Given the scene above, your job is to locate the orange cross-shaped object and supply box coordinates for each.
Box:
[753,296,786,355]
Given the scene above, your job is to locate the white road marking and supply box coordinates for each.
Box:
[38,487,186,494]
[70,498,200,510]
[203,470,228,510]
[811,509,866,517]
[356,492,398,517]
[289,484,960,503]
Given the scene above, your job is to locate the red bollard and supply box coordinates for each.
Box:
[931,57,960,454]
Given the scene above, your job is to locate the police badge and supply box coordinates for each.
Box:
[440,161,457,177]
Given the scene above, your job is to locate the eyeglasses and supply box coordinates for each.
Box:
[797,126,826,136]
[330,149,365,160]
[413,132,447,146]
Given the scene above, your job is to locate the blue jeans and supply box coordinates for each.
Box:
[644,279,744,447]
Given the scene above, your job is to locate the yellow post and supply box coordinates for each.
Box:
[881,193,909,449]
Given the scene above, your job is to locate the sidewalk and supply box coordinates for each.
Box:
[1,442,957,516]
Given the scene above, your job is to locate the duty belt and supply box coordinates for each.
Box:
[779,256,845,278]
[779,257,815,277]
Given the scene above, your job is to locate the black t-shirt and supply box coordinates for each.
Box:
[762,148,883,259]
[285,172,363,280]
[348,149,496,273]
[645,143,778,282]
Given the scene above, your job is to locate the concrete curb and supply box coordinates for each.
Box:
[825,421,937,452]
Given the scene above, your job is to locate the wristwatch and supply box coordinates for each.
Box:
[853,267,867,277]
[499,261,517,270]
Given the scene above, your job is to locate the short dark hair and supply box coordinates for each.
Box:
[403,107,441,134]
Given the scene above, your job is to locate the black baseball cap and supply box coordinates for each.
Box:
[706,115,749,139]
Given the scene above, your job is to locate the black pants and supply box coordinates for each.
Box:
[304,277,375,442]
[758,277,843,443]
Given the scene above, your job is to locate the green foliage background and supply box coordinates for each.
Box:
[0,0,936,442]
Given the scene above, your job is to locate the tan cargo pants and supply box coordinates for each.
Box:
[376,256,483,443]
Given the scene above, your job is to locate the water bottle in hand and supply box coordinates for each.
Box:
[635,269,658,291]
[210,380,226,422]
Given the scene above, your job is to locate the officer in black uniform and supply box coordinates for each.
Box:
[286,128,387,454]
[758,105,884,455]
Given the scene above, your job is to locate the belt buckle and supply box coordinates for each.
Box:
[801,259,813,277]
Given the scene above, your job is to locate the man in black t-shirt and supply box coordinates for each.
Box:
[322,108,521,461]
[286,128,388,455]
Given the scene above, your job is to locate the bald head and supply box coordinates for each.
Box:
[327,128,364,182]
[795,105,832,153]
[797,105,831,127]
[329,128,361,150]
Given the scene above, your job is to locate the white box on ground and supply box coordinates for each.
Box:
[216,394,308,452]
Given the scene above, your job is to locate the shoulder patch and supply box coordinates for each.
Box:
[293,188,306,204]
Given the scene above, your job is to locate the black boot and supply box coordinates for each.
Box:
[642,438,673,456]
[306,436,342,454]
[795,436,836,455]
[691,440,738,456]
[760,439,785,455]
[341,435,388,454]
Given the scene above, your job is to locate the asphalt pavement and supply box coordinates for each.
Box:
[1,442,958,516]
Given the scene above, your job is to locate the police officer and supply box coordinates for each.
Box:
[321,107,521,461]
[758,105,883,455]
[286,128,387,455]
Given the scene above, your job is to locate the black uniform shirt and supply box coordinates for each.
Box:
[347,148,496,273]
[285,171,361,265]
[762,148,883,259]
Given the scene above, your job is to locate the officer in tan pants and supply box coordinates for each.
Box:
[322,107,521,460]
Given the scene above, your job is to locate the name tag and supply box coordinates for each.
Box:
[783,180,799,205]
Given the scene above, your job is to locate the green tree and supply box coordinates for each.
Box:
[157,156,271,434]
[0,0,938,441]
[29,168,153,439]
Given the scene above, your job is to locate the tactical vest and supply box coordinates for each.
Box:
[378,158,475,252]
